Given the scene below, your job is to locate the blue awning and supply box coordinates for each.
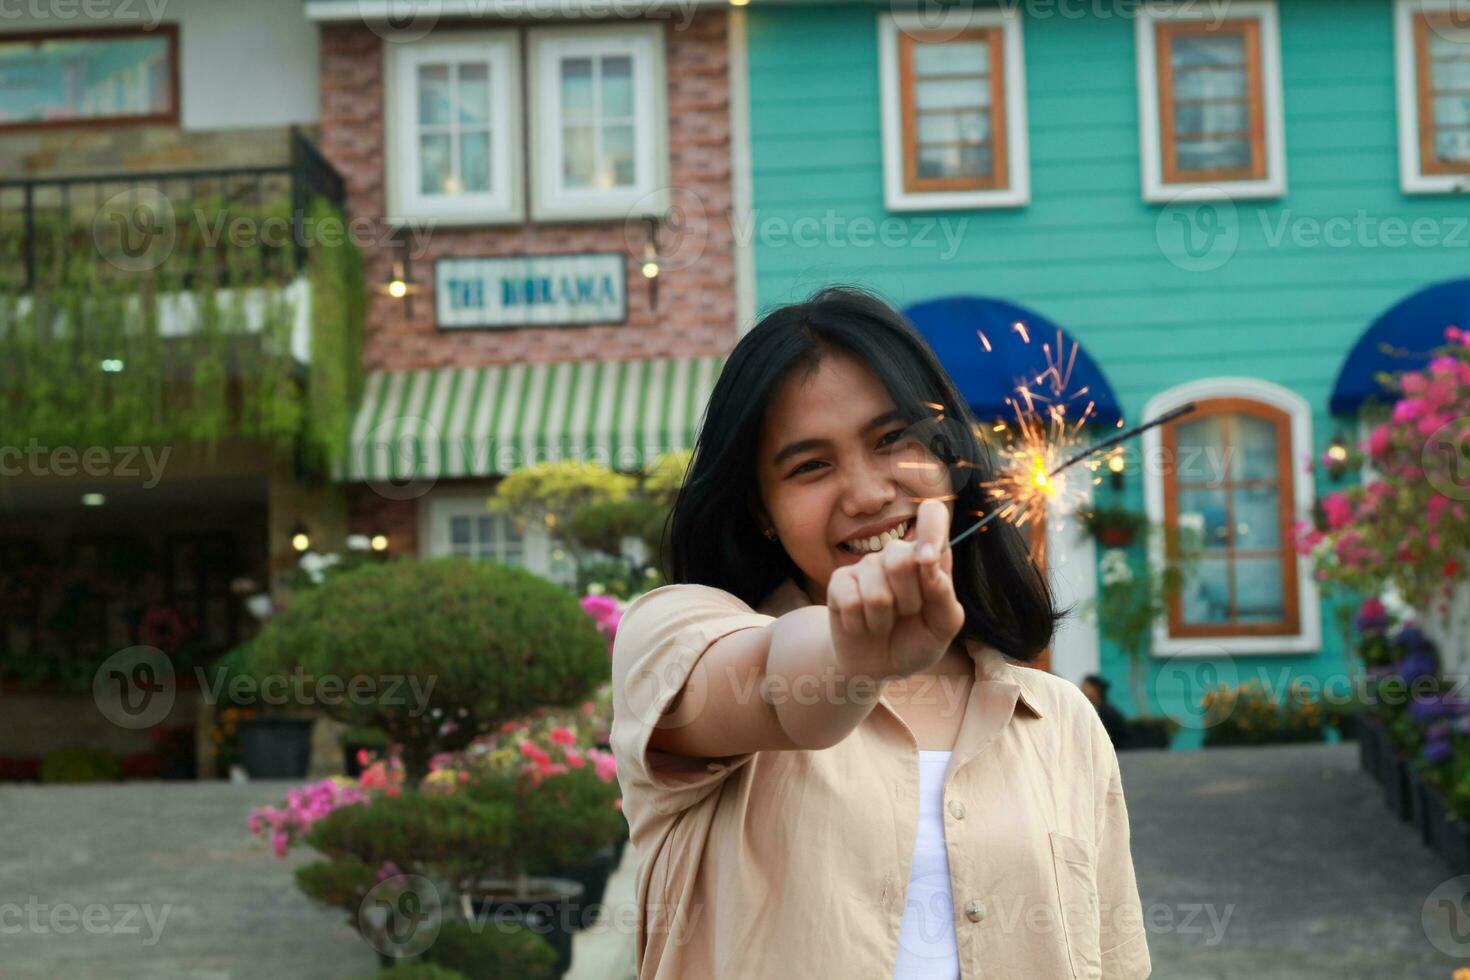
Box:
[903,295,1124,426]
[1331,278,1470,415]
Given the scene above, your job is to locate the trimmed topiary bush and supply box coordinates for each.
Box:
[240,557,610,786]
[370,965,468,980]
[420,920,557,980]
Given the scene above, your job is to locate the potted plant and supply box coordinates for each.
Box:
[1086,542,1186,748]
[1080,506,1148,548]
[1199,680,1328,748]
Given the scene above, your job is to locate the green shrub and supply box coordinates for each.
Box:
[295,856,378,910]
[40,747,124,783]
[240,557,610,786]
[421,920,556,980]
[464,766,625,875]
[304,790,512,894]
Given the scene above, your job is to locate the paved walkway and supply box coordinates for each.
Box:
[0,743,1461,978]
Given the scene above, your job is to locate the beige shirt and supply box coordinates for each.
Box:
[610,578,1151,980]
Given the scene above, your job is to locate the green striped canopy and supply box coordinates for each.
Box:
[337,355,727,482]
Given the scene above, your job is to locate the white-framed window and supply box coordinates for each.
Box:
[528,24,669,222]
[1140,378,1321,656]
[1135,2,1286,202]
[1394,0,1470,193]
[878,9,1030,211]
[421,487,576,586]
[384,32,522,225]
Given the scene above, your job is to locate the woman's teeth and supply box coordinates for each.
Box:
[839,519,912,554]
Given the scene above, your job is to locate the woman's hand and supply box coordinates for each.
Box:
[826,497,967,682]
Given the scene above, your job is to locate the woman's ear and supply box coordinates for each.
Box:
[747,491,771,532]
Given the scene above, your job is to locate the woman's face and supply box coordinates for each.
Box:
[753,351,955,605]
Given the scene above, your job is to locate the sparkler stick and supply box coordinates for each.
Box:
[945,401,1198,549]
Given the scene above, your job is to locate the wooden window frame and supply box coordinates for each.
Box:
[898,28,1008,195]
[0,24,179,133]
[1160,397,1300,640]
[1155,18,1267,185]
[1413,10,1470,176]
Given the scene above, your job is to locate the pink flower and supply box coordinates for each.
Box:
[1393,398,1425,424]
[271,830,289,859]
[1321,492,1354,531]
[519,739,551,765]
[564,749,585,769]
[1367,425,1391,459]
[582,701,596,717]
[590,748,618,783]
[549,726,576,747]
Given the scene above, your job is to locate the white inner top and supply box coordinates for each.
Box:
[893,749,961,980]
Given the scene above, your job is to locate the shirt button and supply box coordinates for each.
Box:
[965,899,987,922]
[948,799,966,819]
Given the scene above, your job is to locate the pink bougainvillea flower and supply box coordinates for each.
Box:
[549,726,576,747]
[1392,398,1425,424]
[1367,424,1391,459]
[1321,492,1354,531]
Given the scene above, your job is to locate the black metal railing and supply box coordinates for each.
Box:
[0,127,347,293]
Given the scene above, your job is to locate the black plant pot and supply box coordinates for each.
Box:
[542,846,618,931]
[1381,750,1413,822]
[238,718,316,780]
[1421,780,1450,855]
[1358,715,1382,782]
[1445,818,1470,876]
[467,876,584,977]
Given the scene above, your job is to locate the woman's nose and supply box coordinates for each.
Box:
[841,459,898,513]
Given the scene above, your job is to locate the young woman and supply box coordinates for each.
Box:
[611,287,1151,979]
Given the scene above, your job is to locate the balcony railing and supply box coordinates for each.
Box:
[0,127,347,293]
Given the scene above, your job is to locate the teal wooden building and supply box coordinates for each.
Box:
[733,0,1470,745]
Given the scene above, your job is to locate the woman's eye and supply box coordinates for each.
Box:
[791,460,822,476]
[880,429,906,447]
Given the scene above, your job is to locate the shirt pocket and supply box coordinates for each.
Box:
[1049,830,1102,980]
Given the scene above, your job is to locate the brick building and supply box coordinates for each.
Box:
[306,1,750,576]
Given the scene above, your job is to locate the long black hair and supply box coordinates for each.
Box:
[663,286,1063,663]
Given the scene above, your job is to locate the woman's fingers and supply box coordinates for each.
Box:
[854,556,896,636]
[913,498,950,568]
[827,567,866,637]
[881,541,923,617]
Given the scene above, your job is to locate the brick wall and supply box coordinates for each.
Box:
[318,12,738,373]
[346,487,419,558]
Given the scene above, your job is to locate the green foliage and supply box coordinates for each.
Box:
[641,450,693,507]
[489,461,635,529]
[464,766,626,873]
[304,790,512,895]
[420,920,556,980]
[564,498,663,556]
[295,856,379,910]
[39,746,124,783]
[1079,506,1148,541]
[0,196,363,466]
[240,557,610,787]
[575,555,661,600]
[1199,681,1328,747]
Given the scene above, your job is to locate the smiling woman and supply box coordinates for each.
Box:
[611,286,1150,980]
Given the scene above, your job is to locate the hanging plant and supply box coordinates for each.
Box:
[0,196,363,466]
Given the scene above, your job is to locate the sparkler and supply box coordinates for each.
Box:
[946,401,1198,549]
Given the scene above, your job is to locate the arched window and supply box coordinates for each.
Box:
[1142,379,1321,655]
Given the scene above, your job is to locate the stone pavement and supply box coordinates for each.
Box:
[1122,742,1464,979]
[0,743,1461,979]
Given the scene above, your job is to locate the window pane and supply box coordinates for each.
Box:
[419,133,452,194]
[602,55,633,118]
[1181,557,1231,625]
[561,57,594,121]
[1173,68,1248,101]
[476,516,493,546]
[450,516,470,547]
[1173,416,1224,483]
[915,78,988,111]
[917,143,990,179]
[562,124,595,187]
[1431,58,1470,90]
[458,63,489,125]
[1433,95,1470,128]
[1175,138,1251,172]
[1234,557,1285,622]
[1178,486,1231,551]
[460,130,490,192]
[1230,414,1278,481]
[1429,27,1470,57]
[913,39,989,76]
[1171,33,1246,68]
[1232,484,1280,550]
[604,123,635,187]
[917,110,990,144]
[1174,101,1249,137]
[1434,128,1470,162]
[418,64,451,126]
[0,33,172,124]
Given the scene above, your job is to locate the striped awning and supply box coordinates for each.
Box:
[337,354,727,482]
